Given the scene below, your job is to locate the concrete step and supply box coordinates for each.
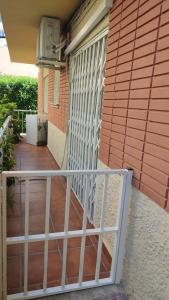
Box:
[35,286,128,300]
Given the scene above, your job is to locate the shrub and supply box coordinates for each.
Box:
[0,132,15,172]
[0,100,16,127]
[0,75,37,110]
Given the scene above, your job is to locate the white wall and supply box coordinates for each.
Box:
[97,160,169,300]
[47,121,67,169]
[123,187,169,300]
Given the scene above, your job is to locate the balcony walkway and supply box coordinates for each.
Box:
[7,139,112,295]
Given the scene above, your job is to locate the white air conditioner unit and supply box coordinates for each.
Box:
[37,17,62,65]
[26,114,48,146]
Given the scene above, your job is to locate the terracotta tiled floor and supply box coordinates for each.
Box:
[7,140,112,295]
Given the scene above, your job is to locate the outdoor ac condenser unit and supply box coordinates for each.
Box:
[26,114,48,146]
[37,17,61,63]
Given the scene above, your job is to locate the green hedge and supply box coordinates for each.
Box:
[0,75,38,110]
[0,102,16,127]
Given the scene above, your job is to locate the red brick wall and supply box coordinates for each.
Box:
[48,68,68,133]
[38,68,43,113]
[100,0,169,211]
[38,67,68,133]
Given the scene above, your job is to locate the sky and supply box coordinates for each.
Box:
[0,47,38,77]
[0,20,38,78]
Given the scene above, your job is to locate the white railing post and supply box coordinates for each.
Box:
[21,111,24,133]
[111,169,133,284]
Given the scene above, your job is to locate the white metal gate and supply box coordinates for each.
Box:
[1,168,132,300]
[68,33,107,214]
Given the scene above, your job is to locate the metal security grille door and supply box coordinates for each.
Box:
[68,34,107,214]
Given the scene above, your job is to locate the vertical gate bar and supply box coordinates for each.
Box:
[61,176,72,287]
[110,170,132,283]
[43,177,51,290]
[78,175,90,284]
[24,178,30,295]
[2,174,7,299]
[95,174,109,281]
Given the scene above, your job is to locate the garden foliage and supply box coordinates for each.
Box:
[0,75,37,110]
[0,75,38,173]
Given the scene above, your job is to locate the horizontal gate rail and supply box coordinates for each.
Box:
[7,227,119,244]
[2,168,127,177]
[2,168,132,300]
[7,279,114,300]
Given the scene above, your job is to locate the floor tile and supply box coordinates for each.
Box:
[7,140,112,294]
[28,251,61,286]
[7,244,24,257]
[66,271,110,284]
[28,240,59,254]
[7,202,22,218]
[28,215,45,234]
[7,217,23,237]
[7,255,22,292]
[65,245,106,278]
[58,236,92,250]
